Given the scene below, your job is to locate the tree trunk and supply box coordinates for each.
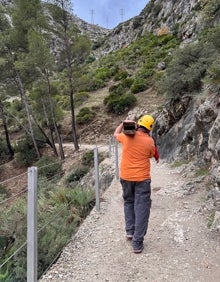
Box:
[14,70,41,159]
[40,98,58,157]
[45,71,65,159]
[0,103,14,159]
[67,59,79,151]
[54,121,65,159]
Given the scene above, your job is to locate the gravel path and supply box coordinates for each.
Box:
[40,160,220,282]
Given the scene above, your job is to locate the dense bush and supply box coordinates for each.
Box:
[109,77,134,97]
[82,150,94,167]
[15,137,38,167]
[109,84,125,96]
[76,107,95,125]
[113,70,129,81]
[158,42,216,97]
[120,77,134,88]
[131,78,149,93]
[81,150,106,167]
[65,167,89,187]
[85,55,96,63]
[95,67,113,81]
[104,92,137,114]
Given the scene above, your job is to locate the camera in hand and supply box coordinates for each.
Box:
[123,121,136,135]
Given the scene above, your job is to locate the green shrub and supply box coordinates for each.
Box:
[137,68,155,80]
[0,178,95,281]
[65,167,89,187]
[82,150,106,167]
[35,155,62,179]
[104,92,136,114]
[121,77,134,88]
[85,55,96,63]
[82,150,94,167]
[15,137,38,167]
[95,67,112,81]
[109,84,120,94]
[113,70,128,81]
[104,92,118,107]
[109,84,124,96]
[158,42,215,96]
[131,78,149,93]
[76,107,95,125]
[109,78,134,97]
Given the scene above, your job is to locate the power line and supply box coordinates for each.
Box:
[120,8,125,22]
[106,16,109,29]
[90,9,95,24]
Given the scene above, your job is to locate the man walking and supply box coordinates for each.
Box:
[114,115,157,253]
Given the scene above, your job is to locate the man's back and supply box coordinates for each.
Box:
[116,131,155,181]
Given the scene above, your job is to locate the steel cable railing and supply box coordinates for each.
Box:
[0,137,119,282]
[0,171,27,185]
[0,187,27,205]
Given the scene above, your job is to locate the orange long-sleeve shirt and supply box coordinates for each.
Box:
[115,131,155,181]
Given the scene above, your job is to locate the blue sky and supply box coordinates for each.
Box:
[72,0,149,29]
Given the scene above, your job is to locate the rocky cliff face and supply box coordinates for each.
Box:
[0,0,110,43]
[154,87,220,225]
[96,0,202,56]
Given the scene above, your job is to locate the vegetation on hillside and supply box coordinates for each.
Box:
[0,0,220,280]
[0,151,95,281]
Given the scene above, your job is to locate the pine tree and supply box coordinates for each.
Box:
[46,0,91,151]
[27,29,65,159]
[0,0,47,159]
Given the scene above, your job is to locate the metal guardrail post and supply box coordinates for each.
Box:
[115,141,119,180]
[27,167,38,282]
[94,147,100,212]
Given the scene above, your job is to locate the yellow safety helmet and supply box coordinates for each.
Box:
[137,115,154,131]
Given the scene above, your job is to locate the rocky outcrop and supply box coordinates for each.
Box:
[154,87,220,225]
[97,0,203,56]
[70,15,110,42]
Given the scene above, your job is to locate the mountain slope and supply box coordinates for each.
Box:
[96,0,202,56]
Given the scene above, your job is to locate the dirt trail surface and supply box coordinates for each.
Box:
[40,155,220,282]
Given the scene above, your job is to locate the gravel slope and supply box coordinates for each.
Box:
[40,160,220,282]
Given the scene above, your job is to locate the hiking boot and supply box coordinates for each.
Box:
[132,240,143,253]
[133,246,144,254]
[126,234,133,240]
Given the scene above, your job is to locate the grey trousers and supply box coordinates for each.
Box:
[120,178,152,247]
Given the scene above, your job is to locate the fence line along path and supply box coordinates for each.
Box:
[40,159,220,282]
